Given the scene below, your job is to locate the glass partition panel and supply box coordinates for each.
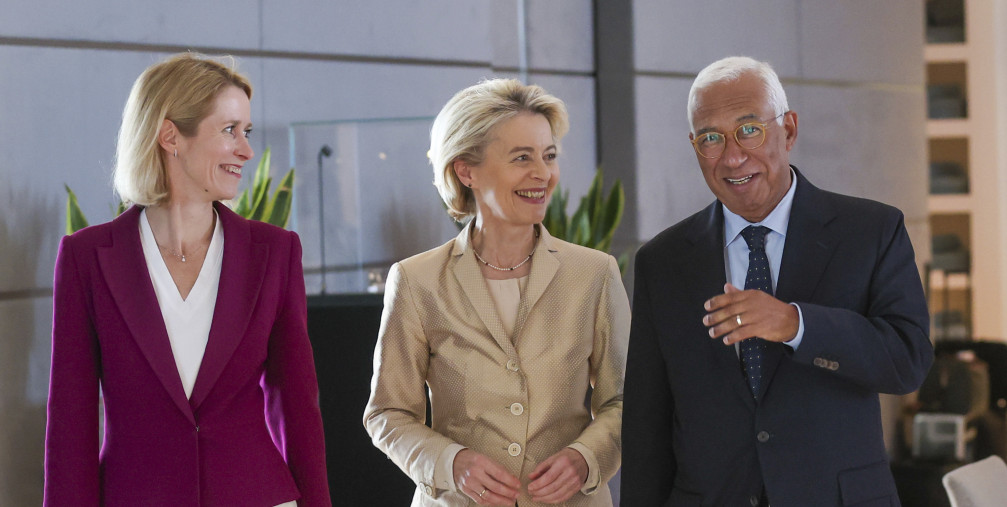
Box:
[289,117,457,294]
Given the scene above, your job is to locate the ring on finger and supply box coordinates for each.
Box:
[478,488,487,498]
[736,314,743,326]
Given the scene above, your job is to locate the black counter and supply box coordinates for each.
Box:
[307,293,416,504]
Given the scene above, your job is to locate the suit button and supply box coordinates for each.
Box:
[506,359,520,372]
[510,403,524,415]
[750,494,760,506]
[508,443,522,456]
[813,357,825,367]
[829,361,840,371]
[757,431,770,443]
[421,483,433,496]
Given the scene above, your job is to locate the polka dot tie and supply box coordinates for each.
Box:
[740,225,772,400]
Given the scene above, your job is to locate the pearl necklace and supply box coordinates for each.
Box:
[473,229,539,272]
[473,247,535,272]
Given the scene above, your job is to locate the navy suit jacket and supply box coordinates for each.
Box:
[622,169,932,506]
[45,203,331,506]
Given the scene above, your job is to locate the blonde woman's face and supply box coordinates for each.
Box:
[470,113,558,227]
[173,86,253,203]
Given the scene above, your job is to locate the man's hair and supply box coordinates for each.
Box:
[687,56,788,129]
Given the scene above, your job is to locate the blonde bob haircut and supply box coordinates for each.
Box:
[113,52,252,206]
[430,78,569,223]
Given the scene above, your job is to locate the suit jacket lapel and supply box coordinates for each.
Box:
[775,168,838,304]
[97,205,195,424]
[687,203,757,411]
[450,222,517,357]
[759,168,837,400]
[189,203,267,410]
[512,225,559,340]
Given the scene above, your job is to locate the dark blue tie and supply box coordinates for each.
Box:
[740,225,772,399]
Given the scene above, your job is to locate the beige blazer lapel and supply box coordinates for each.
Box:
[513,225,559,340]
[450,222,517,357]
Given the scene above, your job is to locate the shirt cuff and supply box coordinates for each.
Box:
[434,443,466,492]
[785,303,805,350]
[567,442,601,495]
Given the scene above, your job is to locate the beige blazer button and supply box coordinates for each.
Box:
[510,403,524,415]
[506,359,520,372]
[421,483,433,496]
[508,443,522,456]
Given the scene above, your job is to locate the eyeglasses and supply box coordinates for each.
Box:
[690,112,787,159]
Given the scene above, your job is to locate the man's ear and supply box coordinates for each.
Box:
[783,111,798,151]
[453,159,475,188]
[158,119,178,155]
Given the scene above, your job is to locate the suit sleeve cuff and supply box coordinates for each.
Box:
[434,443,466,492]
[568,442,601,495]
[785,303,805,350]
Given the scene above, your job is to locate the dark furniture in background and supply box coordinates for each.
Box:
[892,460,958,507]
[307,294,415,505]
[934,340,1007,421]
[892,340,1007,505]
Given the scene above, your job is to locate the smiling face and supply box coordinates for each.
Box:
[170,85,253,203]
[689,72,797,222]
[461,112,558,228]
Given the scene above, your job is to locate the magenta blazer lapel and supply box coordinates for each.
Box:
[95,203,269,422]
[96,205,195,425]
[188,202,267,410]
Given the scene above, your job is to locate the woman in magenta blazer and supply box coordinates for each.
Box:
[44,53,330,506]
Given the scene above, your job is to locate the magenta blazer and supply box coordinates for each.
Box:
[44,203,331,506]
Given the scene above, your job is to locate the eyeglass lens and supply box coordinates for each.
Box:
[695,122,767,158]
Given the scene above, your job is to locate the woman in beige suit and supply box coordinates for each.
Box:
[364,79,630,506]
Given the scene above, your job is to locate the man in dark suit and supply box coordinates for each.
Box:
[621,56,933,506]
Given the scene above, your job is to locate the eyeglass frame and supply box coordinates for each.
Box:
[689,112,788,159]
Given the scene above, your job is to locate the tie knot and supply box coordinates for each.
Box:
[741,225,770,251]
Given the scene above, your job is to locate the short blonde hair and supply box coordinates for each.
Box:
[430,78,569,223]
[113,52,252,206]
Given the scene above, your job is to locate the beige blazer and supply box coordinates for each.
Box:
[364,224,630,506]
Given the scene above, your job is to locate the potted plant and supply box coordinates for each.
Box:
[542,168,629,272]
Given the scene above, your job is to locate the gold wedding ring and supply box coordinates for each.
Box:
[478,488,487,498]
[736,314,743,326]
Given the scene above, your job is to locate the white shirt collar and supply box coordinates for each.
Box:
[723,167,798,244]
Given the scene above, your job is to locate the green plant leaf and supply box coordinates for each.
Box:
[64,184,89,235]
[569,206,591,246]
[594,180,625,252]
[617,251,630,275]
[586,169,604,243]
[247,148,273,221]
[249,176,272,221]
[264,168,295,228]
[543,185,567,239]
[234,189,251,217]
[253,147,271,195]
